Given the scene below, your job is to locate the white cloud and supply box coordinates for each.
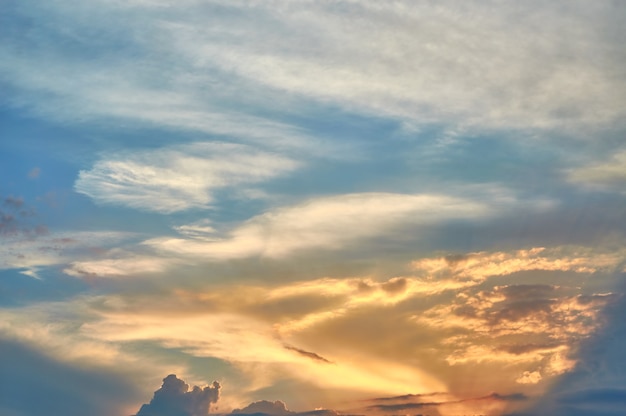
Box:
[516,371,542,385]
[143,1,626,130]
[75,142,299,213]
[64,255,173,278]
[146,192,492,259]
[0,231,138,278]
[2,0,624,140]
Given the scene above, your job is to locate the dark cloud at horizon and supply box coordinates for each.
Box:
[136,374,221,416]
[365,392,528,412]
[232,400,294,416]
[231,400,339,416]
[0,337,138,416]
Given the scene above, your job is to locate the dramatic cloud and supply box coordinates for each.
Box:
[137,374,220,416]
[75,142,299,213]
[2,1,626,415]
[518,283,626,415]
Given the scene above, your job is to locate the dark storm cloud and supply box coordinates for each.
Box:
[136,374,221,416]
[0,337,138,416]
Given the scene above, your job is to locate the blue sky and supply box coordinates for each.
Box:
[1,1,626,415]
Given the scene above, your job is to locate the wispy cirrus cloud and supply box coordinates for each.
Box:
[2,0,624,138]
[75,142,299,213]
[146,189,545,259]
[0,230,138,279]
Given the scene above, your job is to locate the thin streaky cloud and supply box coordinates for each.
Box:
[75,142,300,213]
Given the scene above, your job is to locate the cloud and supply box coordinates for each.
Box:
[232,400,341,416]
[283,345,332,364]
[0,195,40,238]
[136,374,220,416]
[363,391,528,414]
[146,191,507,259]
[516,281,626,415]
[0,337,139,416]
[410,246,625,283]
[1,0,623,166]
[232,400,294,416]
[516,371,542,385]
[5,0,625,135]
[567,150,626,193]
[75,142,299,213]
[28,167,40,179]
[0,230,139,279]
[64,254,175,278]
[414,280,616,384]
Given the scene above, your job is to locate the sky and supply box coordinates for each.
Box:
[1,1,626,415]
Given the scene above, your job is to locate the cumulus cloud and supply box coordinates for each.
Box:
[416,281,616,382]
[75,142,299,213]
[516,371,542,385]
[232,400,294,416]
[136,374,220,416]
[232,400,339,416]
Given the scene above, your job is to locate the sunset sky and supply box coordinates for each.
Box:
[1,1,626,415]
